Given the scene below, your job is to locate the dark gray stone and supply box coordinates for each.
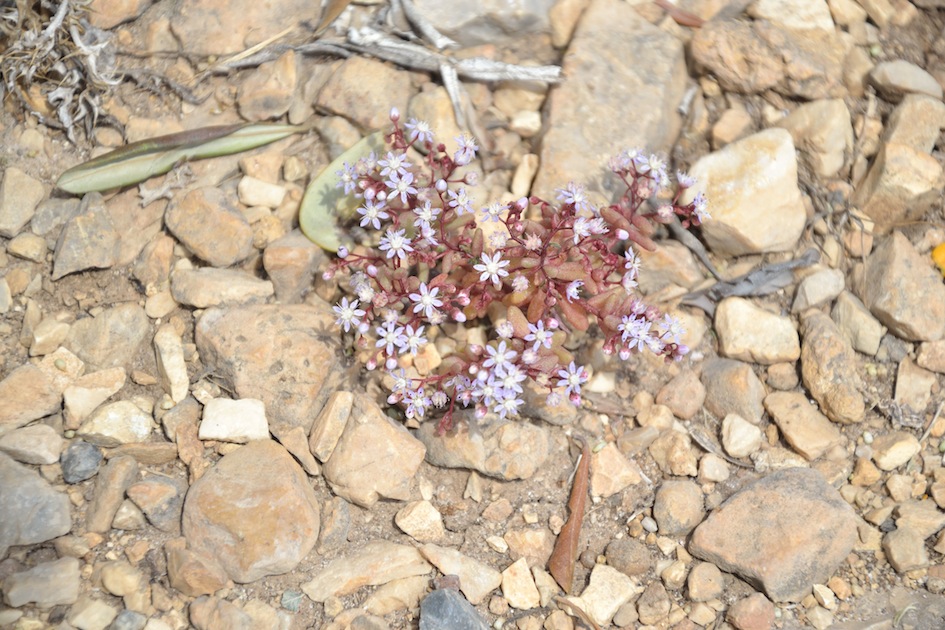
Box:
[61,440,103,483]
[419,589,489,630]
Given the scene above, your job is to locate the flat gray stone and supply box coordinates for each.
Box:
[0,452,72,558]
[690,468,857,602]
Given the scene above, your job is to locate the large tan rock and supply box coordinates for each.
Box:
[181,441,320,583]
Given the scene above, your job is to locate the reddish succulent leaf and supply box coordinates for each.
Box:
[548,436,590,594]
[557,297,590,332]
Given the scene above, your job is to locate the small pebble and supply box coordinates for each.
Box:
[642,516,658,533]
[60,440,103,483]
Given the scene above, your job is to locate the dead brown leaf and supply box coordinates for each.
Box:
[314,0,354,37]
[548,434,590,594]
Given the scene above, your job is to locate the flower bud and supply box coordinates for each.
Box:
[616,228,630,240]
[366,265,378,277]
[513,197,529,212]
[385,357,398,370]
[435,179,448,192]
[618,348,631,361]
[469,344,483,356]
[464,172,479,186]
[456,292,470,307]
[390,106,400,122]
[364,187,376,201]
[322,270,334,280]
[337,246,349,259]
[475,405,488,419]
[452,310,467,323]
[366,357,377,370]
[377,190,387,202]
[468,363,479,376]
[569,392,582,406]
[357,322,370,336]
[547,318,559,329]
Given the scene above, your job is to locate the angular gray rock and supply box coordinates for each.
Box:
[532,0,686,203]
[690,468,857,602]
[0,452,72,558]
[195,303,347,435]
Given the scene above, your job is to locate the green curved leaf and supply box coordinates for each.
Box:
[299,130,386,252]
[56,123,310,195]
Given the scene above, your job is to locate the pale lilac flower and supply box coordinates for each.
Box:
[499,364,526,393]
[473,372,500,406]
[413,201,441,227]
[621,272,638,294]
[474,252,510,286]
[390,368,412,395]
[588,217,608,235]
[496,321,514,339]
[376,322,406,356]
[409,283,443,319]
[379,151,410,177]
[418,222,439,246]
[404,388,431,419]
[658,314,686,345]
[619,314,651,352]
[521,348,538,364]
[357,199,390,230]
[511,275,529,293]
[676,170,696,188]
[556,182,593,214]
[572,216,592,244]
[494,392,524,419]
[624,248,642,277]
[556,361,587,397]
[481,202,506,223]
[402,324,427,355]
[333,297,365,333]
[379,228,414,260]
[565,280,583,302]
[454,133,478,166]
[431,390,449,407]
[691,192,710,223]
[545,391,562,407]
[405,118,435,145]
[447,188,474,215]
[525,320,554,351]
[483,340,517,374]
[386,171,418,205]
[336,161,358,194]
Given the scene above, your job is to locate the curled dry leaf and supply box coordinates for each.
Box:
[548,435,590,594]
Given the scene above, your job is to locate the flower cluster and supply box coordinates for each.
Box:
[328,108,709,432]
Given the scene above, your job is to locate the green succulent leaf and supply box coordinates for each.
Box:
[56,122,310,194]
[299,130,386,252]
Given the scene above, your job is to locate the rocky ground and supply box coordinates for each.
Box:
[2,0,945,629]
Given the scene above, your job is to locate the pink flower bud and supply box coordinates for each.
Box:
[513,197,529,212]
[569,392,582,406]
[547,318,559,329]
[468,363,479,376]
[364,188,376,201]
[385,357,398,370]
[456,292,470,307]
[337,246,349,259]
[390,107,400,122]
[617,229,630,240]
[452,310,467,323]
[469,344,483,356]
[435,179,448,192]
[475,405,488,419]
[618,348,631,361]
[366,357,377,371]
[366,265,378,277]
[322,270,334,280]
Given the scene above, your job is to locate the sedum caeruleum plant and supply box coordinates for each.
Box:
[326,108,710,432]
